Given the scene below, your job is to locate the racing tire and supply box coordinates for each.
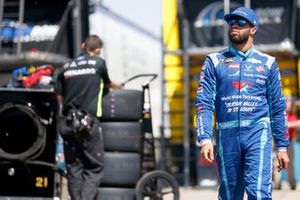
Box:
[102,152,141,187]
[0,103,46,161]
[101,89,144,121]
[101,122,142,152]
[135,170,180,200]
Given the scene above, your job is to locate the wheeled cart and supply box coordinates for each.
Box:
[99,74,179,200]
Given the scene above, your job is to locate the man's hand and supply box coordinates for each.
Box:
[109,81,124,89]
[276,151,289,172]
[200,143,214,163]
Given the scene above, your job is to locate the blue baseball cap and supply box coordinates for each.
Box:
[224,7,259,29]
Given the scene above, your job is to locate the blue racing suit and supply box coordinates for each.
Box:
[195,45,289,200]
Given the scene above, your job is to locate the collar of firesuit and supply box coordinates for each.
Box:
[229,45,254,59]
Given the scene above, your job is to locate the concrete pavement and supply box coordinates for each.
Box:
[59,177,299,199]
[179,182,300,200]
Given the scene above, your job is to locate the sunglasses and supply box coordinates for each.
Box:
[228,18,247,27]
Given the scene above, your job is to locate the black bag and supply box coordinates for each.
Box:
[57,108,94,137]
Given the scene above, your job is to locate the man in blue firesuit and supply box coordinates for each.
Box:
[195,7,290,200]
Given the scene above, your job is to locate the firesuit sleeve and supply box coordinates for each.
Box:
[267,60,289,150]
[195,57,216,146]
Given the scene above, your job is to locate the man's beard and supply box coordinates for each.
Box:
[228,30,250,44]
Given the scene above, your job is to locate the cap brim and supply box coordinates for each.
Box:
[224,13,255,27]
[224,13,243,22]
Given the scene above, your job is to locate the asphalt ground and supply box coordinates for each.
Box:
[180,182,300,200]
[59,177,299,199]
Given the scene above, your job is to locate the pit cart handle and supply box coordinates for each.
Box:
[121,74,158,88]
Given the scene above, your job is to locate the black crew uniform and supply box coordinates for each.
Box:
[55,53,111,200]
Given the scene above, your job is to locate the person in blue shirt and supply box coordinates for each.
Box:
[195,7,290,200]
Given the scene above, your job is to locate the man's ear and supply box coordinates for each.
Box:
[95,48,101,55]
[250,27,257,35]
[81,42,86,51]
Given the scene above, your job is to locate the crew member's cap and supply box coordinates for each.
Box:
[224,7,259,29]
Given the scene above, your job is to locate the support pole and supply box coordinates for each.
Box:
[223,0,230,46]
[17,0,25,56]
[73,0,82,56]
[182,17,190,186]
[244,0,251,8]
[0,0,4,53]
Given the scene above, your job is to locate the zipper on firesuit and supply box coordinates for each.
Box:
[238,57,243,135]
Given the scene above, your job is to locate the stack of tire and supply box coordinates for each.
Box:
[98,89,144,200]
